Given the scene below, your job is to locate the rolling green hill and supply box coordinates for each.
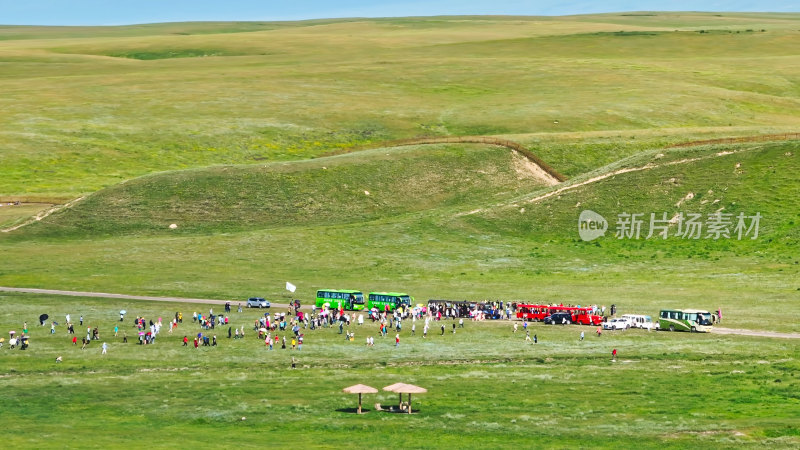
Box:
[2,14,800,447]
[1,13,800,198]
[19,144,549,236]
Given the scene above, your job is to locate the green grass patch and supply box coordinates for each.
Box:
[1,292,798,447]
[104,48,245,60]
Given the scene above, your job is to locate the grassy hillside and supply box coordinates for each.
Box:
[1,13,800,198]
[18,144,548,237]
[461,141,800,257]
[2,140,797,332]
[2,14,800,447]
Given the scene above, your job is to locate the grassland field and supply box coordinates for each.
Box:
[1,12,799,448]
[1,292,799,448]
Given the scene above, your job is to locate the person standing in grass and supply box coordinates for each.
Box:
[533,334,538,344]
[183,336,188,346]
[440,324,445,336]
[525,330,531,342]
[580,331,585,341]
[101,342,107,355]
[114,325,119,337]
[395,333,400,347]
[513,322,518,333]
[612,348,617,361]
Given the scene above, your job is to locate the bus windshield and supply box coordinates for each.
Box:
[399,295,411,305]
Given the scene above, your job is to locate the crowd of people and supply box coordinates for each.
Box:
[7,298,651,361]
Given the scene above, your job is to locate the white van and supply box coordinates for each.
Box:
[621,314,654,330]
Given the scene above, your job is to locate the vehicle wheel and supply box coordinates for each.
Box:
[566,320,571,325]
[691,326,697,333]
[669,325,675,332]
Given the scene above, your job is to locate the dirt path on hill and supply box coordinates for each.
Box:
[0,286,295,310]
[1,196,85,233]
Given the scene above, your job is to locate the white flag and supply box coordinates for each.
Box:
[285,282,297,293]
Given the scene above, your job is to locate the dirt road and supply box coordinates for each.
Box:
[0,286,295,310]
[711,327,800,339]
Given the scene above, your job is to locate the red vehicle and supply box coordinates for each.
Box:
[518,304,602,325]
[571,307,603,326]
[516,304,550,321]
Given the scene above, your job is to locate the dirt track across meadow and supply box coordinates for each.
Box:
[711,327,800,339]
[0,286,294,310]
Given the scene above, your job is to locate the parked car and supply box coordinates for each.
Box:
[621,314,654,330]
[602,317,632,330]
[246,297,270,308]
[543,312,573,325]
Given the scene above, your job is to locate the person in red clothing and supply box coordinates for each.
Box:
[183,335,189,346]
[193,337,198,348]
[612,348,617,361]
[72,336,78,345]
[395,333,400,347]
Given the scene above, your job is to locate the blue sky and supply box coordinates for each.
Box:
[1,1,798,26]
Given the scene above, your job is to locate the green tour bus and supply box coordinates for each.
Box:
[315,289,365,311]
[658,309,713,332]
[367,292,413,312]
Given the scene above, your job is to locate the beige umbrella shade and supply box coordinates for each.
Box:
[383,383,427,414]
[342,384,378,414]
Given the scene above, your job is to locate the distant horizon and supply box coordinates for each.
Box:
[3,12,800,28]
[1,1,799,26]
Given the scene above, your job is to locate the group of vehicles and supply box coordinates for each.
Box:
[516,304,604,326]
[314,289,412,312]
[249,291,716,333]
[517,304,715,332]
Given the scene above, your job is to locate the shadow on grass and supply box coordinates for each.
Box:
[336,407,371,414]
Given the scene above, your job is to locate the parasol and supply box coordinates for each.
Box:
[383,383,427,414]
[342,384,378,414]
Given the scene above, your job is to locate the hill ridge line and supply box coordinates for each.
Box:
[324,136,567,183]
